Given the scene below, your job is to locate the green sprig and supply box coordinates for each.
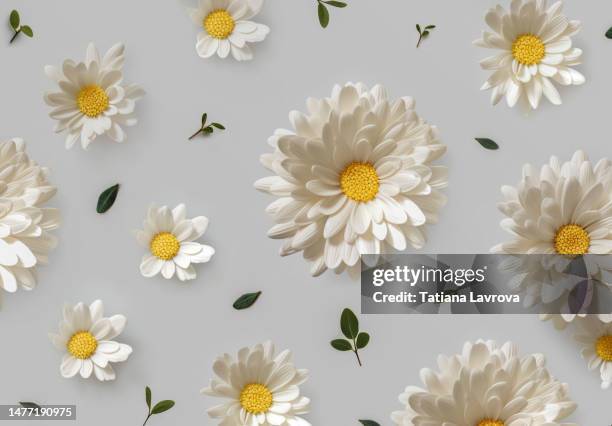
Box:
[189,113,225,140]
[142,386,175,426]
[316,0,347,28]
[9,10,33,44]
[416,24,435,48]
[330,308,370,366]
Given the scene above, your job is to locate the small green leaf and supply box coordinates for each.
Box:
[606,27,612,39]
[21,25,33,37]
[422,30,429,37]
[330,339,352,351]
[203,127,214,134]
[340,308,359,339]
[318,2,330,28]
[416,24,421,33]
[324,1,347,7]
[356,332,370,349]
[233,291,262,310]
[10,10,20,30]
[425,25,436,30]
[145,387,152,410]
[210,122,225,130]
[475,137,499,150]
[201,113,208,127]
[96,184,120,214]
[359,421,381,426]
[19,402,41,410]
[151,400,175,415]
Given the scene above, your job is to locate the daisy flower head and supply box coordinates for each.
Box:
[392,340,576,425]
[201,341,310,426]
[189,0,269,61]
[0,138,60,298]
[575,316,612,389]
[255,82,447,277]
[44,42,145,150]
[48,300,132,381]
[474,0,585,110]
[136,204,215,282]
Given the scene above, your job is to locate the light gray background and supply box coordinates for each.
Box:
[0,0,610,424]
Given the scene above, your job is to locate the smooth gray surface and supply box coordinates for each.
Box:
[0,0,610,424]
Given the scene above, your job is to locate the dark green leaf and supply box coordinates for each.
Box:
[21,25,33,37]
[330,339,352,351]
[425,25,436,30]
[233,291,262,310]
[203,127,214,134]
[416,24,421,33]
[422,30,429,37]
[324,1,347,7]
[359,421,381,426]
[356,332,370,349]
[10,10,19,30]
[340,308,359,339]
[318,3,329,28]
[96,184,120,214]
[475,137,499,150]
[151,400,175,415]
[606,27,612,39]
[19,402,41,410]
[201,113,208,127]
[145,387,152,410]
[211,122,225,130]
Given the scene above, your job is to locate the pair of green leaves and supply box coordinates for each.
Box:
[97,184,120,213]
[9,10,33,44]
[143,386,175,425]
[330,308,369,366]
[189,113,225,140]
[317,0,347,28]
[233,291,262,310]
[475,137,499,150]
[416,24,436,48]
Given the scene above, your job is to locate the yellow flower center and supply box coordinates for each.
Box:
[239,383,273,414]
[554,224,590,256]
[340,162,379,202]
[150,232,180,260]
[204,10,235,39]
[76,85,109,117]
[67,331,98,359]
[512,34,546,65]
[596,335,612,362]
[477,420,504,426]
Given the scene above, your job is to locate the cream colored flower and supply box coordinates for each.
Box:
[575,316,612,389]
[255,82,447,277]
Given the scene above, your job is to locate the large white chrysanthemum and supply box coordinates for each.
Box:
[201,341,310,426]
[391,340,576,425]
[48,300,132,381]
[0,138,59,297]
[189,0,269,61]
[44,43,145,150]
[136,204,215,282]
[255,83,447,277]
[575,316,612,390]
[474,0,585,110]
[493,151,612,322]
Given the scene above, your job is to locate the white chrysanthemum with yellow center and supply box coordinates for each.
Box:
[0,139,60,299]
[136,204,215,282]
[474,0,585,109]
[44,42,145,150]
[48,300,132,381]
[189,0,270,61]
[255,82,448,277]
[202,341,310,425]
[575,316,612,389]
[392,340,576,425]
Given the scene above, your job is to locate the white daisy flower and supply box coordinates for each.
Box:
[575,316,612,389]
[493,151,612,318]
[48,300,132,381]
[474,0,585,109]
[189,0,269,61]
[136,204,215,282]
[0,138,60,298]
[255,82,447,277]
[201,341,310,426]
[44,42,145,150]
[392,340,576,425]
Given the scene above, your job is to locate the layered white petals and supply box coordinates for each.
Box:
[255,82,447,277]
[574,316,612,390]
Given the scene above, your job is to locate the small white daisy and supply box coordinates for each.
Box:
[575,316,612,389]
[44,42,145,150]
[474,0,585,109]
[189,0,269,61]
[201,341,310,426]
[136,204,215,281]
[48,300,132,381]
